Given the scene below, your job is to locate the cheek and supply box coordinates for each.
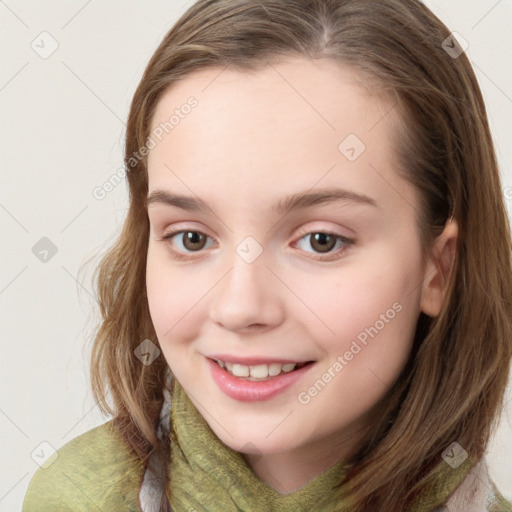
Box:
[294,276,420,434]
[295,249,422,418]
[299,245,422,401]
[146,247,206,346]
[292,252,421,351]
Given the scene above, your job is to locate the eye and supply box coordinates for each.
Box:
[158,228,354,261]
[294,231,354,260]
[160,230,215,255]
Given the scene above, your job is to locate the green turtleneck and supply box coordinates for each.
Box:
[167,378,478,512]
[22,378,511,511]
[168,377,350,510]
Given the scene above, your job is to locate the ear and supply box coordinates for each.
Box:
[420,218,459,317]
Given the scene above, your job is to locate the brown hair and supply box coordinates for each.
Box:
[87,0,512,510]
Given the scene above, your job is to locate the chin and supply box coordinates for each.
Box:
[206,416,302,455]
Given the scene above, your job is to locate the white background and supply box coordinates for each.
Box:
[1,1,511,510]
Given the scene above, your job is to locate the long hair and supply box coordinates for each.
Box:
[87,1,512,510]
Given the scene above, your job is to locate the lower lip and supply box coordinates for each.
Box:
[207,358,315,402]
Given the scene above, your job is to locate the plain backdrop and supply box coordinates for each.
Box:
[1,1,511,510]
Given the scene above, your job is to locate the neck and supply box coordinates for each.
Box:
[242,427,359,494]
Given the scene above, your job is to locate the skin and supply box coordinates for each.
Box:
[145,57,458,493]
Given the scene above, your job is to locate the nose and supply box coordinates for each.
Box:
[209,253,285,333]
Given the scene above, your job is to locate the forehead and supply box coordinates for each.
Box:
[146,57,411,214]
[149,57,394,134]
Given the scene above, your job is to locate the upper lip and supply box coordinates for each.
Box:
[207,354,314,366]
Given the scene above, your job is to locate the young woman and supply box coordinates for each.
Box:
[23,0,512,510]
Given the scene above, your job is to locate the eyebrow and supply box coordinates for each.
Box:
[146,186,379,216]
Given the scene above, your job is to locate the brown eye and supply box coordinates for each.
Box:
[181,231,207,251]
[295,231,354,260]
[309,233,337,253]
[162,230,214,254]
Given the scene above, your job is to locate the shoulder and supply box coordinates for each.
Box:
[441,458,512,512]
[22,420,144,512]
[489,481,512,512]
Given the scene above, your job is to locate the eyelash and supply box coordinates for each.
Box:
[157,228,355,262]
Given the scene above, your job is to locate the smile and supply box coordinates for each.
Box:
[207,357,316,401]
[215,359,310,381]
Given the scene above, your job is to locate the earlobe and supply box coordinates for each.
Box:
[420,218,459,317]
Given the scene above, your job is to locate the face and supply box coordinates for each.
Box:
[145,58,430,465]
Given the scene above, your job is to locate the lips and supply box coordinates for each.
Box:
[207,356,316,401]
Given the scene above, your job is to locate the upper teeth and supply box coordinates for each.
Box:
[217,360,300,379]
